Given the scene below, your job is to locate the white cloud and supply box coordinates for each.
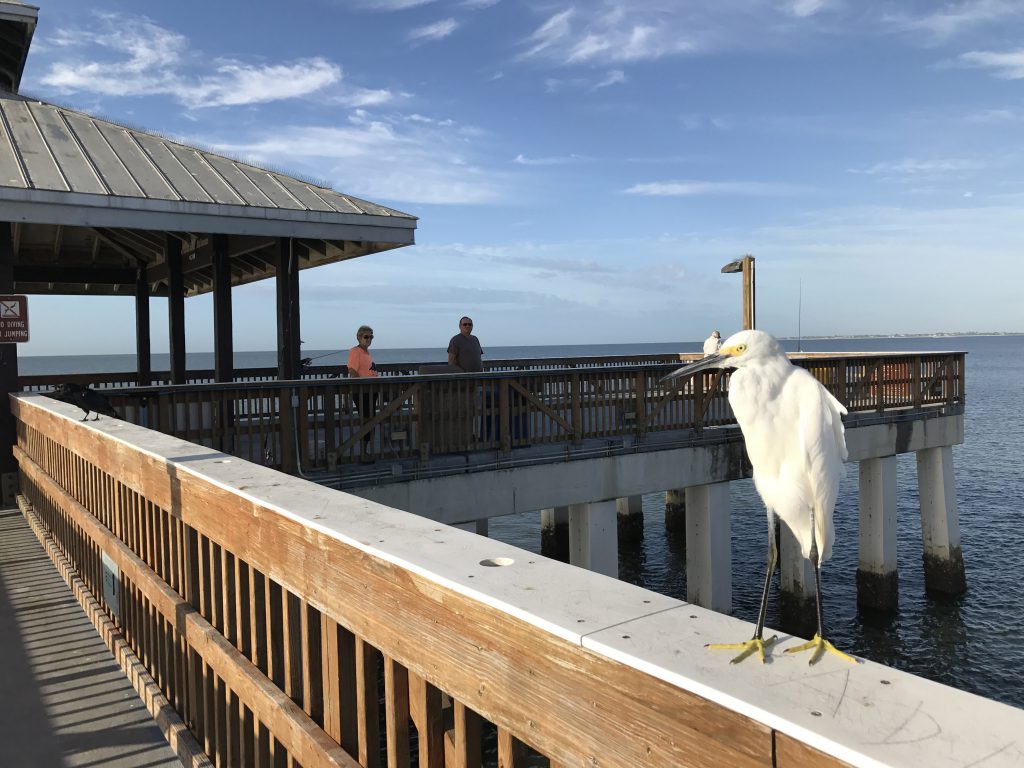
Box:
[881,0,1023,42]
[958,48,1024,79]
[39,13,343,108]
[624,180,804,196]
[353,0,439,10]
[849,158,986,176]
[409,18,460,41]
[213,115,506,205]
[788,0,830,18]
[512,153,587,166]
[593,69,626,89]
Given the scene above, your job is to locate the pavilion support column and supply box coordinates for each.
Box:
[684,483,731,613]
[276,237,301,381]
[212,234,233,383]
[568,500,618,578]
[135,265,151,387]
[917,446,967,595]
[857,456,899,611]
[0,222,19,504]
[166,235,186,385]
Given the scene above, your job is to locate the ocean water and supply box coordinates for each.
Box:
[18,336,1024,707]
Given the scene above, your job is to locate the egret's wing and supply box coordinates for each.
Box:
[794,370,847,561]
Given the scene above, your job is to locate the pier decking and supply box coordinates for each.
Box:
[0,506,196,767]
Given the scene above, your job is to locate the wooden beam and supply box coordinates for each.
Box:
[276,237,301,381]
[213,235,233,383]
[136,263,152,387]
[167,234,186,384]
[0,221,18,491]
[13,265,137,285]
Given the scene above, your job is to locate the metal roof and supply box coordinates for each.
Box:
[0,1,36,93]
[0,98,417,297]
[0,3,417,298]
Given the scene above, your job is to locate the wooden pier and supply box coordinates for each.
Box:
[8,389,1021,768]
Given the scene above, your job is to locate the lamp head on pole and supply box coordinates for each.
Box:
[721,257,745,274]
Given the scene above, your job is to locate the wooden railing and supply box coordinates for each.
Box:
[18,353,693,393]
[82,353,964,472]
[12,393,1015,768]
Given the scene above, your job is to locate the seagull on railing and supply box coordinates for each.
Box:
[663,329,857,665]
[48,383,119,421]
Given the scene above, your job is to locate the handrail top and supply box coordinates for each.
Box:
[25,350,968,396]
[17,349,968,386]
[11,391,1018,768]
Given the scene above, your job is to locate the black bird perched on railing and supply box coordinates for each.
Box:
[48,382,119,421]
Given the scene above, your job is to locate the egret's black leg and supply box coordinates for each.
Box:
[785,527,858,665]
[752,537,777,641]
[706,514,779,664]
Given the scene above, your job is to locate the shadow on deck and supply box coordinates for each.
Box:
[0,508,184,767]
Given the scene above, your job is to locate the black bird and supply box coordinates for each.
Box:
[49,383,119,421]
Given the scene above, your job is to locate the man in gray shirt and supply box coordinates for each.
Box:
[447,316,483,372]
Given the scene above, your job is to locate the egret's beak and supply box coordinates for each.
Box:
[661,351,730,383]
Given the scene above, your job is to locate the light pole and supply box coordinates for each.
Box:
[721,255,755,330]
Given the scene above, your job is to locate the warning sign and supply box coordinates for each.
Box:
[0,295,29,342]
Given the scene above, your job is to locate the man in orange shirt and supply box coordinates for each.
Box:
[347,325,378,458]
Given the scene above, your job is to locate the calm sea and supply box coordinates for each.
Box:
[18,336,1024,708]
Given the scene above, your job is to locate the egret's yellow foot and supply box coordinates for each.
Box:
[784,634,858,665]
[706,635,778,664]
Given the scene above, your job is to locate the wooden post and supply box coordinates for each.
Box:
[571,373,582,444]
[684,483,731,613]
[212,234,233,384]
[166,234,186,385]
[0,221,18,504]
[135,264,152,387]
[741,255,755,330]
[276,237,301,382]
[857,456,899,611]
[499,378,511,454]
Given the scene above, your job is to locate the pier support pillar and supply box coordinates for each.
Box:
[917,446,967,594]
[857,456,899,611]
[684,483,731,613]
[616,495,644,544]
[779,522,815,630]
[541,507,569,562]
[665,489,686,538]
[568,501,618,578]
[453,519,489,537]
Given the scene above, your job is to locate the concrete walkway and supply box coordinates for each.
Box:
[0,507,183,768]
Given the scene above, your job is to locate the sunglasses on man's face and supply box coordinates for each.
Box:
[461,322,473,327]
[362,335,373,340]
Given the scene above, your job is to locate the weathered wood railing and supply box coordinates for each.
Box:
[17,354,695,392]
[83,353,964,471]
[12,393,1018,768]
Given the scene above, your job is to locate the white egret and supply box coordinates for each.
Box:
[664,330,856,665]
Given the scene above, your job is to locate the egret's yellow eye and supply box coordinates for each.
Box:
[735,344,747,353]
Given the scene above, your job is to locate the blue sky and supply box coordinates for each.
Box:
[15,0,1024,356]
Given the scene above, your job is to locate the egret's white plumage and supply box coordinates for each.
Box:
[665,329,856,665]
[723,331,847,564]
